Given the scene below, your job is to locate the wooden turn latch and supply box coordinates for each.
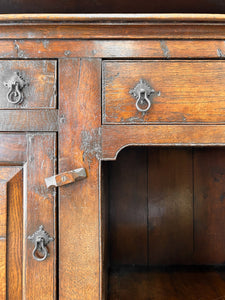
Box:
[45,168,87,188]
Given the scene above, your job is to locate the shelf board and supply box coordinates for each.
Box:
[108,267,225,300]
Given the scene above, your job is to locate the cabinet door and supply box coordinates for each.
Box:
[0,133,56,299]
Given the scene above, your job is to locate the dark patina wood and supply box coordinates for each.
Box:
[0,110,58,131]
[0,40,225,59]
[58,58,101,299]
[0,134,56,299]
[0,60,56,109]
[1,13,225,300]
[103,60,225,124]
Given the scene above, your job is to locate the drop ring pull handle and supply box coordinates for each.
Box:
[28,225,54,262]
[135,89,151,112]
[7,81,22,104]
[32,237,48,262]
[3,71,27,104]
[129,79,159,113]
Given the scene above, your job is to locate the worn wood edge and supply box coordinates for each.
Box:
[103,142,225,161]
[0,21,225,39]
[101,125,225,161]
[2,40,225,59]
[0,110,58,131]
[1,13,225,23]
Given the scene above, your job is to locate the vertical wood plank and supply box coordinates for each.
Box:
[25,133,56,299]
[7,168,23,299]
[0,166,23,300]
[194,148,225,264]
[148,148,193,265]
[109,147,148,266]
[0,182,7,237]
[0,182,7,300]
[59,58,101,299]
[101,162,109,300]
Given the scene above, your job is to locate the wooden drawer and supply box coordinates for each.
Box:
[103,60,225,124]
[0,60,56,109]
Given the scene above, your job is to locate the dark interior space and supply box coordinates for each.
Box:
[102,146,225,299]
[1,0,225,14]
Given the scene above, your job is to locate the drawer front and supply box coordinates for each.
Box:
[103,60,225,124]
[0,60,56,109]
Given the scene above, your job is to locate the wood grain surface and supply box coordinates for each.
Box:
[107,147,225,267]
[0,182,7,300]
[102,125,225,160]
[103,61,225,124]
[0,60,56,109]
[0,110,58,131]
[0,20,224,39]
[0,134,56,299]
[25,133,56,300]
[194,148,225,264]
[0,167,23,299]
[109,147,148,266]
[59,58,101,299]
[148,148,193,265]
[109,268,225,300]
[0,40,225,59]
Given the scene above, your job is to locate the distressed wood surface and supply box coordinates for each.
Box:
[102,125,225,160]
[0,14,224,40]
[0,134,56,299]
[1,40,225,59]
[1,23,225,39]
[0,110,58,131]
[103,61,225,124]
[2,13,225,300]
[25,133,56,300]
[0,60,56,109]
[59,58,101,299]
[0,134,27,162]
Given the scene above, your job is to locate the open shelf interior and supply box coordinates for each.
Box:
[109,266,225,300]
[102,146,225,299]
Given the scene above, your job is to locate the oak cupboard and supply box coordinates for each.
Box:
[1,14,225,300]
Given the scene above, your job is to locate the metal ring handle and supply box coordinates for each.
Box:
[135,90,151,112]
[28,225,54,262]
[7,82,22,104]
[129,79,159,114]
[3,71,27,105]
[32,238,48,262]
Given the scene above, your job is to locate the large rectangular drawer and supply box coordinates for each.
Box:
[103,60,225,124]
[0,60,56,109]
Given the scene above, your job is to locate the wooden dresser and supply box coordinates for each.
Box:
[1,14,225,300]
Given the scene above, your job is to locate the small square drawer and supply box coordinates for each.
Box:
[0,60,56,109]
[103,60,225,124]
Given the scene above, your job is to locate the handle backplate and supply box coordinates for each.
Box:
[3,71,27,104]
[28,225,54,262]
[129,79,158,113]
